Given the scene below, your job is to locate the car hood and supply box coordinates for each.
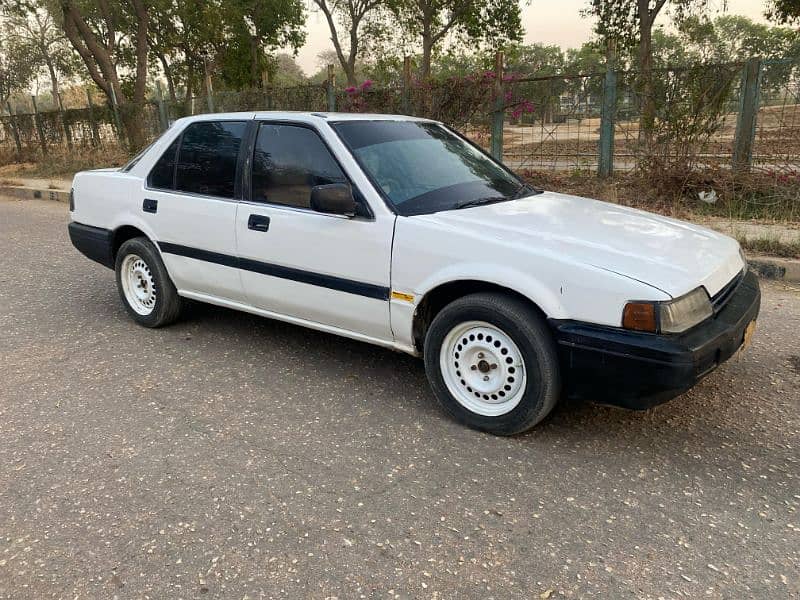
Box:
[420,191,744,298]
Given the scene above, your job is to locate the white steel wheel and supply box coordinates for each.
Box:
[439,320,527,417]
[120,254,157,316]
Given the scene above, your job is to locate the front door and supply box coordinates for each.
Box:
[235,122,394,341]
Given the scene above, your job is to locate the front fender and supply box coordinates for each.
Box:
[413,262,568,319]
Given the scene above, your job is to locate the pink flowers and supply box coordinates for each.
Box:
[511,100,535,120]
[345,80,373,95]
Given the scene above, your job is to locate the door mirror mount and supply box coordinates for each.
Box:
[310,183,357,217]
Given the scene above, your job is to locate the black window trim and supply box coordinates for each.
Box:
[144,118,251,202]
[244,119,375,221]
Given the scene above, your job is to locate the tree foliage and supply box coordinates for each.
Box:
[584,0,715,138]
[0,22,37,105]
[766,0,800,24]
[312,0,389,86]
[388,0,524,79]
[1,1,77,105]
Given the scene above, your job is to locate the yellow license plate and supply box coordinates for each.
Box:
[741,320,757,352]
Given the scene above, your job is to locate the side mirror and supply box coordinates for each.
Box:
[310,183,357,217]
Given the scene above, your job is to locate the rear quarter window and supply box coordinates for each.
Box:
[175,121,247,199]
[147,138,179,189]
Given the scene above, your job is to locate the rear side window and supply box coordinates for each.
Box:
[174,121,247,198]
[251,123,347,208]
[147,138,179,189]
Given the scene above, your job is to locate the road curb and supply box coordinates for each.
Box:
[748,257,800,284]
[3,184,798,284]
[0,185,69,203]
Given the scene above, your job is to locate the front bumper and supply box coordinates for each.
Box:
[551,271,760,409]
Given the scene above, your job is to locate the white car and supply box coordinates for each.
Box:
[68,112,760,435]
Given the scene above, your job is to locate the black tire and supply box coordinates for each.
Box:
[114,236,183,328]
[423,292,560,435]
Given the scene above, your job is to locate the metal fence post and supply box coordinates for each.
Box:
[598,52,618,178]
[6,101,23,158]
[402,56,412,115]
[490,51,504,161]
[326,65,336,112]
[732,57,762,172]
[86,89,100,146]
[31,95,47,153]
[155,81,168,131]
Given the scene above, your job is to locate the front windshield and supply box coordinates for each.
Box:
[332,120,525,216]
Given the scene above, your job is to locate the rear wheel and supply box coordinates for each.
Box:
[115,237,182,327]
[424,293,560,435]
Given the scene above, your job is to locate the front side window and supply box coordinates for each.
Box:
[174,121,247,198]
[333,121,527,216]
[251,123,347,209]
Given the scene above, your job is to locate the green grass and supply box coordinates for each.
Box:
[738,237,800,259]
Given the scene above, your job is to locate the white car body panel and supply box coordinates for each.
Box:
[69,111,745,357]
[235,201,394,340]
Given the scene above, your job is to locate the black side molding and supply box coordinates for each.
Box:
[158,241,390,300]
[68,222,115,269]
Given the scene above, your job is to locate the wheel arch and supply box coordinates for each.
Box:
[411,279,552,354]
[111,225,150,260]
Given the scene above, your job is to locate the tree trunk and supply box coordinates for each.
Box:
[343,61,357,87]
[119,102,147,149]
[250,35,260,88]
[420,35,433,80]
[157,52,177,102]
[315,0,357,86]
[637,0,660,144]
[61,0,150,151]
[184,60,195,115]
[637,25,656,142]
[45,57,60,103]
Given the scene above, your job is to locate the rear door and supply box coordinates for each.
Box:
[235,121,394,341]
[143,119,249,302]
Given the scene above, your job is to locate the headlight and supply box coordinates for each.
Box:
[623,287,712,334]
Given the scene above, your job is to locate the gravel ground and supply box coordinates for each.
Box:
[1,197,798,599]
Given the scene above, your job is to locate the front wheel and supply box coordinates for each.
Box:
[115,237,183,328]
[424,293,561,435]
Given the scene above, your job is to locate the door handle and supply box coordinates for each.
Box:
[248,214,270,232]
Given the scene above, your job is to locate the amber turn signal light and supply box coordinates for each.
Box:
[622,302,657,332]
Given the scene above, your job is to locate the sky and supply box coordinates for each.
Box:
[292,0,770,74]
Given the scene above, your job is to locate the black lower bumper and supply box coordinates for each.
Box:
[551,271,761,410]
[68,222,114,269]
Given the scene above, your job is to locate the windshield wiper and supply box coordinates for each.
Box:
[511,183,542,199]
[453,196,508,210]
[452,184,543,211]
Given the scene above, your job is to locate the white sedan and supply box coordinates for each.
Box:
[68,112,760,435]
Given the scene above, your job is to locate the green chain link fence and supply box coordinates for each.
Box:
[2,56,798,176]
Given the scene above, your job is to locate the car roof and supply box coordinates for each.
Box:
[173,111,433,126]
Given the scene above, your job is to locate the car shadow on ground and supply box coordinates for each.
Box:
[174,299,758,447]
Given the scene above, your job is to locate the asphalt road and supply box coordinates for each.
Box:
[1,197,798,599]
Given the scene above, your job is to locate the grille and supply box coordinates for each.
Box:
[711,270,745,315]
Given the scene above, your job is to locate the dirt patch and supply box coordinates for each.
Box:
[788,355,800,376]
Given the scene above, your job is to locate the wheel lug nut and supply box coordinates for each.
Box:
[483,376,489,381]
[471,365,477,370]
[477,352,484,359]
